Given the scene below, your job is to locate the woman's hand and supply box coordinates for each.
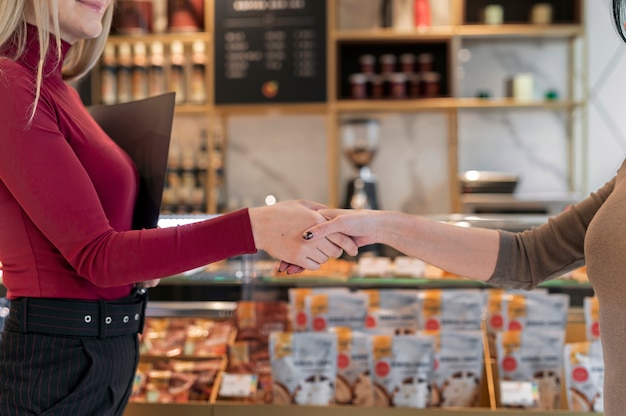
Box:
[302,208,382,248]
[248,200,357,270]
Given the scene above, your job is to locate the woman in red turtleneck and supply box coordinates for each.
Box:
[0,1,355,415]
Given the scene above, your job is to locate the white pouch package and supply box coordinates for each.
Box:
[269,331,338,406]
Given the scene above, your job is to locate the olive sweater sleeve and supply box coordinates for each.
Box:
[487,175,617,290]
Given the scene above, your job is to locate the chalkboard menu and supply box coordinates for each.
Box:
[214,0,327,104]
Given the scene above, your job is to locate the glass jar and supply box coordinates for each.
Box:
[389,73,407,99]
[349,73,368,99]
[168,0,204,32]
[380,54,397,75]
[400,53,416,73]
[114,0,153,34]
[359,54,376,75]
[417,53,434,72]
[369,74,384,99]
[408,73,421,98]
[421,72,441,97]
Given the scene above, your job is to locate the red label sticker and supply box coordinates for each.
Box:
[338,353,350,369]
[490,314,504,330]
[375,361,390,377]
[296,312,307,327]
[591,321,600,338]
[508,320,522,331]
[425,318,440,331]
[502,356,517,372]
[312,317,326,332]
[572,366,589,383]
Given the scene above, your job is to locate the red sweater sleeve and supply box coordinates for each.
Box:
[0,58,256,300]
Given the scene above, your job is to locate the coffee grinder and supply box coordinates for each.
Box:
[341,118,382,257]
[341,118,381,211]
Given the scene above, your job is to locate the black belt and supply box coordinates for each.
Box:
[7,289,148,339]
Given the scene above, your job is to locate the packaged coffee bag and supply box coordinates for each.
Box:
[496,329,565,410]
[269,332,338,406]
[332,327,374,406]
[563,341,604,412]
[430,330,484,408]
[369,333,435,408]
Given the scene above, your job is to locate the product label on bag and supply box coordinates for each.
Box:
[305,292,368,332]
[418,289,486,332]
[363,289,420,332]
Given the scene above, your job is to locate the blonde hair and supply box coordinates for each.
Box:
[0,0,114,120]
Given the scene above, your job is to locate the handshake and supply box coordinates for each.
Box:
[248,199,381,275]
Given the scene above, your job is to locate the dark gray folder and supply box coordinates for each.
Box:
[88,92,176,230]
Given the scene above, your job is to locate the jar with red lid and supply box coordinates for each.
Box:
[168,0,204,32]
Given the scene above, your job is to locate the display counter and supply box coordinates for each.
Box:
[123,302,594,415]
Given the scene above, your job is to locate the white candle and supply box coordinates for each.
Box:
[484,5,504,25]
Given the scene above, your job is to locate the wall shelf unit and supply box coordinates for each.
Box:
[92,0,587,214]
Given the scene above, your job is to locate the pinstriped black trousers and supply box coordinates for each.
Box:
[0,321,139,415]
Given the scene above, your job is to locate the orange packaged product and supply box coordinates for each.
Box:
[140,317,189,357]
[184,319,235,356]
[145,369,197,403]
[235,301,289,343]
[220,340,273,403]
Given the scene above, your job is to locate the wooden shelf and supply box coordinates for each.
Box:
[456,24,584,38]
[214,103,328,116]
[332,98,582,113]
[107,32,211,45]
[334,27,456,42]
[334,98,458,113]
[455,98,584,109]
[119,98,582,117]
[125,401,593,416]
[174,104,213,115]
[332,25,584,43]
[125,402,210,416]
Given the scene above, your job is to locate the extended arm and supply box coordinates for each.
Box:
[306,209,499,280]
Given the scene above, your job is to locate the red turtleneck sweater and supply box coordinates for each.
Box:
[0,26,256,300]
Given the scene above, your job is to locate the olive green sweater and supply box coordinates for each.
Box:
[489,160,624,415]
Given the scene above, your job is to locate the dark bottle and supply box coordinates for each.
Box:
[116,43,133,103]
[148,41,167,97]
[131,41,148,101]
[380,0,393,28]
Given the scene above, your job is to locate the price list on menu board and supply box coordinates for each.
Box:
[214,0,327,104]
